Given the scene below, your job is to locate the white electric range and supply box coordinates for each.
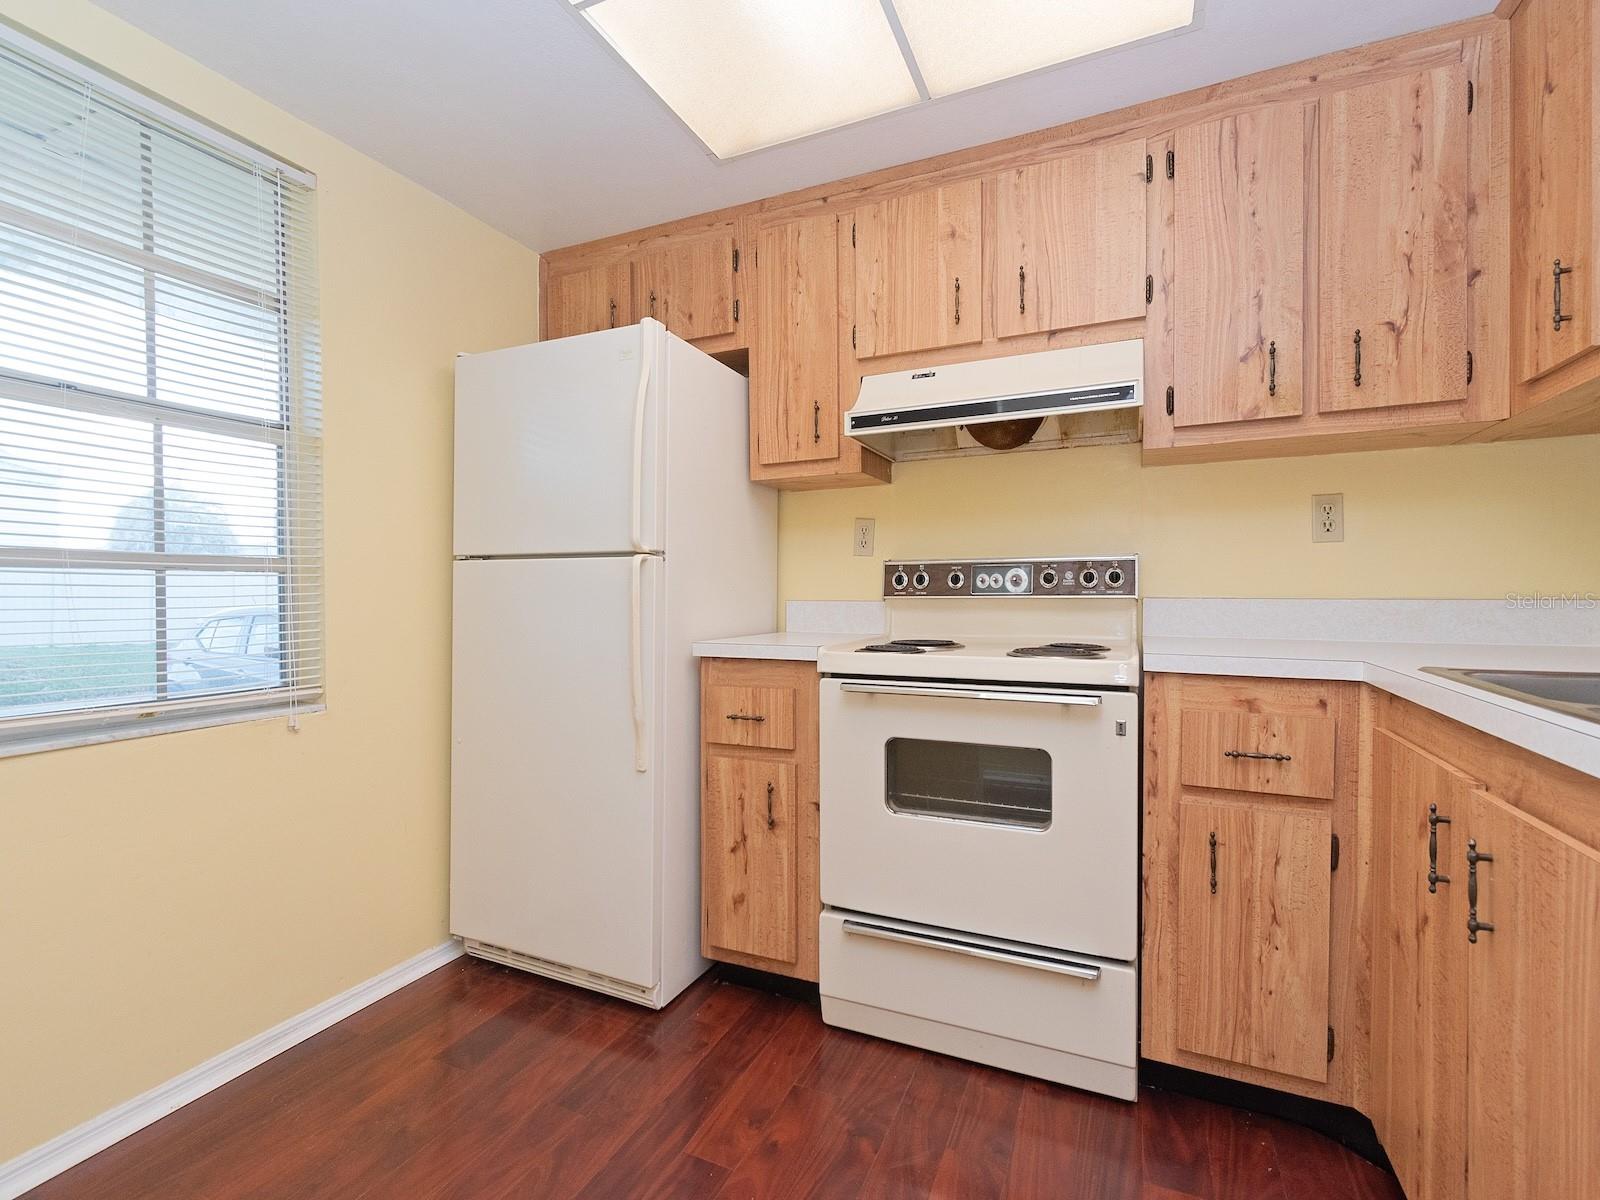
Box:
[817,555,1141,1101]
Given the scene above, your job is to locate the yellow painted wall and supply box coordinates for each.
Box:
[780,435,1600,605]
[0,1,539,1160]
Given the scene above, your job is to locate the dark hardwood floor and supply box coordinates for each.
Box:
[27,958,1401,1199]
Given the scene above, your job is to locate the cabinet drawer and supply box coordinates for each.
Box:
[703,683,797,750]
[1180,708,1336,800]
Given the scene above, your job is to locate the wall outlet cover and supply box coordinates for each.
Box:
[853,518,875,557]
[1312,493,1344,543]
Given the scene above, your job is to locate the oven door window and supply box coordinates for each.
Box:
[885,738,1052,830]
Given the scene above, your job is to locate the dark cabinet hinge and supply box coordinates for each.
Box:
[1145,274,1153,305]
[732,246,740,273]
[1467,80,1474,114]
[732,298,740,322]
[1145,153,1153,184]
[1328,1026,1336,1063]
[1466,349,1474,385]
[1166,148,1175,179]
[1165,385,1174,417]
[1330,833,1341,873]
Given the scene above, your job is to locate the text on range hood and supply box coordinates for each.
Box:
[845,339,1143,461]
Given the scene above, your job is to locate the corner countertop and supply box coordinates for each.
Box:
[1144,635,1600,781]
[691,632,836,663]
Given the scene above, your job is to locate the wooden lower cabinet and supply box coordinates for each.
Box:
[698,657,820,981]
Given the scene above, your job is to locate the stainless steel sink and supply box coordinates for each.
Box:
[1420,667,1600,725]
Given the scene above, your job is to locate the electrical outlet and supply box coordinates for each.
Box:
[852,517,875,557]
[1312,493,1344,543]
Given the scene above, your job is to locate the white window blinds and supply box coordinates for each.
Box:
[0,31,322,753]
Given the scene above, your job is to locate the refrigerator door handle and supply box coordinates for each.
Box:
[630,553,649,773]
[630,328,655,553]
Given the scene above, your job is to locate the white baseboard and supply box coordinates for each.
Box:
[0,939,464,1200]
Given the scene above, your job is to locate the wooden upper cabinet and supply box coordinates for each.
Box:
[635,227,740,344]
[1174,799,1333,1083]
[753,214,840,466]
[544,262,632,340]
[989,141,1147,339]
[1318,63,1472,414]
[852,180,982,358]
[1169,102,1309,427]
[1369,731,1470,1200]
[1464,789,1600,1200]
[1511,0,1598,383]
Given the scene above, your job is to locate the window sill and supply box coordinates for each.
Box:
[0,696,326,760]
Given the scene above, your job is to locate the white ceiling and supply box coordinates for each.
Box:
[91,0,1493,252]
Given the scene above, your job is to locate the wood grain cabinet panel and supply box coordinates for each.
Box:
[702,683,796,750]
[1169,102,1309,427]
[1318,63,1472,415]
[1179,708,1336,800]
[852,180,982,359]
[752,214,840,467]
[636,228,739,344]
[1174,800,1334,1083]
[989,141,1147,339]
[702,754,799,966]
[544,262,633,339]
[1369,730,1471,1200]
[1464,789,1600,1200]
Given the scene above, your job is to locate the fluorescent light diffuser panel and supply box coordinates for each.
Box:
[576,0,921,158]
[891,0,1198,97]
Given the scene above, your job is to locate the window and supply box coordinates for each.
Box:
[0,31,322,754]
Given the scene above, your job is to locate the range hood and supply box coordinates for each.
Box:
[846,339,1143,462]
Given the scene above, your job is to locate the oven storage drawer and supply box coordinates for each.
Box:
[820,909,1137,1083]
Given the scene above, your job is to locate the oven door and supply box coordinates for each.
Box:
[820,677,1138,960]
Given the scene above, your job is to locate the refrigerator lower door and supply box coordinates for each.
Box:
[451,554,661,991]
[453,322,664,558]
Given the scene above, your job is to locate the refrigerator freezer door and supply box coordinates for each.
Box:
[451,555,661,988]
[454,322,663,557]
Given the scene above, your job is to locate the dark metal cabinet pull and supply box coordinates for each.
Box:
[725,712,766,723]
[649,290,658,319]
[1353,330,1362,387]
[812,399,821,443]
[1208,831,1218,895]
[608,299,617,328]
[1223,749,1292,762]
[954,277,962,325]
[1268,341,1278,396]
[1554,259,1574,331]
[765,781,775,831]
[1466,839,1495,942]
[1018,266,1026,315]
[1427,804,1451,893]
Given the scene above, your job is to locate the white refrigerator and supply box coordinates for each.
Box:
[450,319,776,1008]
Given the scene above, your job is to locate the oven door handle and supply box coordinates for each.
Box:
[842,919,1103,980]
[838,682,1102,706]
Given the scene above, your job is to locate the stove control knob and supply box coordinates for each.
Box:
[1105,566,1125,589]
[1079,568,1099,589]
[891,569,909,591]
[912,569,930,590]
[1004,567,1029,593]
[947,569,966,591]
[1038,567,1058,589]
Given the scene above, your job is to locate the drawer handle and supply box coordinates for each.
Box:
[1223,749,1292,762]
[1427,804,1451,893]
[766,780,775,831]
[1466,839,1495,943]
[841,918,1102,980]
[725,713,766,723]
[1353,329,1362,387]
[1554,258,1573,331]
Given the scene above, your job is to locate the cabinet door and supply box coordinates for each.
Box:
[1512,0,1598,381]
[1319,64,1471,413]
[1170,103,1308,427]
[852,180,981,358]
[752,215,839,466]
[1465,790,1600,1200]
[1175,800,1332,1082]
[1370,731,1470,1200]
[990,141,1146,339]
[702,754,799,966]
[636,229,738,343]
[545,262,633,339]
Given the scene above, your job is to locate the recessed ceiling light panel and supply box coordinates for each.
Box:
[575,0,921,159]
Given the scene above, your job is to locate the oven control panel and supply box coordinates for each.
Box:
[883,556,1137,598]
